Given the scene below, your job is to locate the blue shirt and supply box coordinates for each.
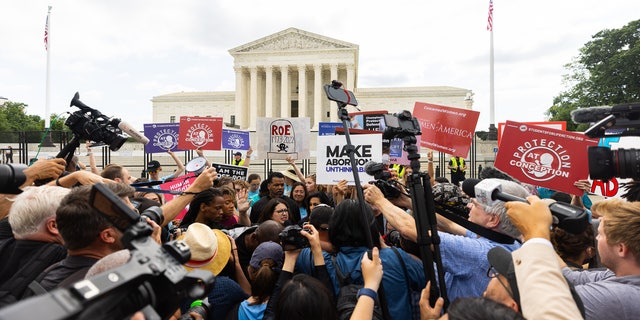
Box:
[237,300,267,320]
[439,231,521,302]
[296,246,425,320]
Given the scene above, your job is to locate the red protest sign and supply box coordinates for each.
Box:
[412,102,479,157]
[494,121,599,195]
[178,116,223,150]
[160,175,197,220]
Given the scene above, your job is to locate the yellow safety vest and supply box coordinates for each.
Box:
[450,157,465,173]
[390,163,406,178]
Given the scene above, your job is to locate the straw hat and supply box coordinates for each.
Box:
[178,223,231,276]
[281,166,301,182]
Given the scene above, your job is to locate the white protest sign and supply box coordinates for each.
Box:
[256,117,310,160]
[316,134,382,185]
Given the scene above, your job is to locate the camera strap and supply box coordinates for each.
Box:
[435,204,517,244]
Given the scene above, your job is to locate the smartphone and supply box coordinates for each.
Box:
[323,83,358,107]
[90,183,139,231]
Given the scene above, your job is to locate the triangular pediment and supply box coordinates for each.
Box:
[229,27,357,54]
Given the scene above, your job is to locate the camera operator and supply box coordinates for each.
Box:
[507,197,640,320]
[23,183,162,297]
[363,178,528,303]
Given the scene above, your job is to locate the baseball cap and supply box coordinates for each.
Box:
[249,241,284,270]
[487,247,520,307]
[234,151,242,156]
[147,160,161,172]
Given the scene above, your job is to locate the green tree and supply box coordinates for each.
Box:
[0,101,43,131]
[546,19,640,131]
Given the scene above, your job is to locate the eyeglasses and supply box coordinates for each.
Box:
[487,266,514,299]
[275,209,289,214]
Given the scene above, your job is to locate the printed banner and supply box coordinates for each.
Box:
[318,122,342,136]
[210,162,249,181]
[316,134,382,185]
[497,121,566,146]
[348,110,387,131]
[177,116,223,150]
[159,176,197,220]
[256,117,310,160]
[412,102,479,157]
[222,129,250,151]
[494,121,599,195]
[143,123,185,153]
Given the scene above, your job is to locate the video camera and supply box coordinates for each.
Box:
[0,183,214,320]
[571,102,640,180]
[65,92,129,151]
[363,110,422,199]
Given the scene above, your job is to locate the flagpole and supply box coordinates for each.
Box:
[40,5,56,148]
[45,6,52,130]
[487,0,497,140]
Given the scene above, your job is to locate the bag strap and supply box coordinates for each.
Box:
[391,247,414,293]
[331,254,349,286]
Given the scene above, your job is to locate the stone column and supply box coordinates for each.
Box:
[346,63,355,91]
[234,66,246,128]
[297,64,307,118]
[313,63,323,129]
[265,65,274,117]
[280,65,290,117]
[329,64,339,122]
[249,66,258,130]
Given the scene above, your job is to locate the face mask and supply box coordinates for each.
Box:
[284,184,292,196]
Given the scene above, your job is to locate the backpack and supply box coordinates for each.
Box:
[331,254,384,320]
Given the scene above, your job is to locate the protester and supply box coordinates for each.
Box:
[295,199,425,320]
[250,172,300,224]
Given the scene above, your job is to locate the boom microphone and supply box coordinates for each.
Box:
[570,105,612,124]
[364,161,386,176]
[115,120,150,144]
[461,179,590,234]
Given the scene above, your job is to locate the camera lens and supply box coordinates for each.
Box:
[588,146,640,180]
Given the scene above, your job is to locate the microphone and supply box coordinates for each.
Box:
[570,105,612,124]
[462,179,525,207]
[115,120,150,144]
[461,179,590,234]
[364,161,385,176]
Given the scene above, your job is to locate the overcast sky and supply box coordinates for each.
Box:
[1,0,639,132]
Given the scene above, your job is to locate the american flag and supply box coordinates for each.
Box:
[44,14,49,50]
[487,0,494,31]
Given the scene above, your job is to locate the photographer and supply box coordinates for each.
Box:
[507,197,640,319]
[264,223,335,320]
[363,178,527,303]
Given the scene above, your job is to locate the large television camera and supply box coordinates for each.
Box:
[65,92,128,151]
[0,183,214,320]
[571,102,640,180]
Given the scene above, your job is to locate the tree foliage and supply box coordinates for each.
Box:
[0,101,69,132]
[546,19,640,131]
[0,101,44,131]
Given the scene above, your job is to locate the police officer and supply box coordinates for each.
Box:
[448,155,466,187]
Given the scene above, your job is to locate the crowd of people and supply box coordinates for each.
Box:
[0,143,639,320]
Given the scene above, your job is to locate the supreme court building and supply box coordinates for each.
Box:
[151,27,475,132]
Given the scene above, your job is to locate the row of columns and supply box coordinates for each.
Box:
[234,63,356,130]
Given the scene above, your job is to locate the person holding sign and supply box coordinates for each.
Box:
[231,146,253,168]
[448,155,467,187]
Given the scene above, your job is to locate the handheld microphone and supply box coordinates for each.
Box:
[115,120,150,144]
[461,179,590,234]
[462,179,525,206]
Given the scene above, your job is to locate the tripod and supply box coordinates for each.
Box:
[401,134,449,309]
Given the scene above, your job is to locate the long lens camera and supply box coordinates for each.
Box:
[588,146,640,180]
